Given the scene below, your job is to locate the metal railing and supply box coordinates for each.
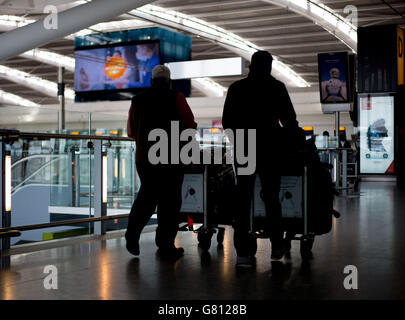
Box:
[317,147,357,196]
[0,129,135,251]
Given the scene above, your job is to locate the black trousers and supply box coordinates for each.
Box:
[125,163,184,250]
[233,164,282,257]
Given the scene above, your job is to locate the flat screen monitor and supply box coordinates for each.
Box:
[318,52,350,104]
[74,40,160,93]
[359,94,395,174]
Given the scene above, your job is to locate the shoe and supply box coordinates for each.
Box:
[126,241,140,256]
[236,256,255,268]
[157,247,184,260]
[271,247,286,260]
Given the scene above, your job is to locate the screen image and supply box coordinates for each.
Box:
[359,95,394,174]
[74,41,160,92]
[318,52,349,103]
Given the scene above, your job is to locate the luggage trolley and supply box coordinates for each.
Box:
[250,167,315,260]
[179,165,226,251]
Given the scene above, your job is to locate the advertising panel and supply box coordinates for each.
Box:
[359,94,395,174]
[318,52,350,104]
[398,27,404,86]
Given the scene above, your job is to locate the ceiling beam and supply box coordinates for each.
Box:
[0,0,154,61]
[159,0,258,11]
[262,0,357,52]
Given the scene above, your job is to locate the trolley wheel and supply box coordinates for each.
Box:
[198,229,212,251]
[247,233,258,257]
[300,237,314,260]
[217,227,225,245]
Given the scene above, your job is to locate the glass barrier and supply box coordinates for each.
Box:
[5,133,136,247]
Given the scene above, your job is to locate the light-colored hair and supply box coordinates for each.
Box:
[152,65,171,80]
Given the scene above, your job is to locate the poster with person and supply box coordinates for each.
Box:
[318,52,349,103]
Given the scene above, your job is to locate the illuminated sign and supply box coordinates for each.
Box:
[359,94,394,174]
[397,27,404,86]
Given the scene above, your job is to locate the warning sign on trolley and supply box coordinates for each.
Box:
[180,174,204,213]
[254,176,303,219]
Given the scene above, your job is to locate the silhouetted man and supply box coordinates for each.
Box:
[126,65,197,259]
[339,132,351,149]
[222,51,299,267]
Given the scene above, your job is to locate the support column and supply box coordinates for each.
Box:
[75,152,81,208]
[342,149,347,196]
[335,112,340,190]
[68,146,74,206]
[131,146,137,203]
[94,140,106,235]
[58,67,65,133]
[0,143,11,251]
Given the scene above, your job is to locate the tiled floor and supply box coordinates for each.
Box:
[1,182,405,300]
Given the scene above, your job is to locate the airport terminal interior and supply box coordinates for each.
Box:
[1,0,405,301]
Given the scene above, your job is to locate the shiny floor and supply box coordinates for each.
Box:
[1,181,405,300]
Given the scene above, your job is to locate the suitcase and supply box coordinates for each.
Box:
[179,146,236,250]
[250,137,339,259]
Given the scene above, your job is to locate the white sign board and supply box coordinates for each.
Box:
[180,174,204,213]
[254,176,303,219]
[166,57,245,80]
[322,103,352,113]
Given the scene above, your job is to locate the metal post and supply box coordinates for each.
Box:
[68,147,74,206]
[58,66,65,133]
[335,111,340,189]
[250,178,254,233]
[88,112,92,135]
[303,167,308,236]
[131,146,137,202]
[1,142,5,251]
[75,152,81,207]
[335,111,340,146]
[203,166,208,229]
[94,140,106,235]
[0,143,11,251]
[88,112,92,234]
[342,149,347,196]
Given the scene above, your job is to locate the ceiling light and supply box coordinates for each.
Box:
[0,65,75,100]
[0,88,40,107]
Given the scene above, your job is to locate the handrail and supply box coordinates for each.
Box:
[0,214,130,238]
[11,154,64,169]
[0,129,133,142]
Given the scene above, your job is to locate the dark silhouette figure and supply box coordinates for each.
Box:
[222,50,299,267]
[126,65,197,259]
[323,131,329,137]
[339,133,351,149]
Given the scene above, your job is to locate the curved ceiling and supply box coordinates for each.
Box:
[0,0,405,106]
